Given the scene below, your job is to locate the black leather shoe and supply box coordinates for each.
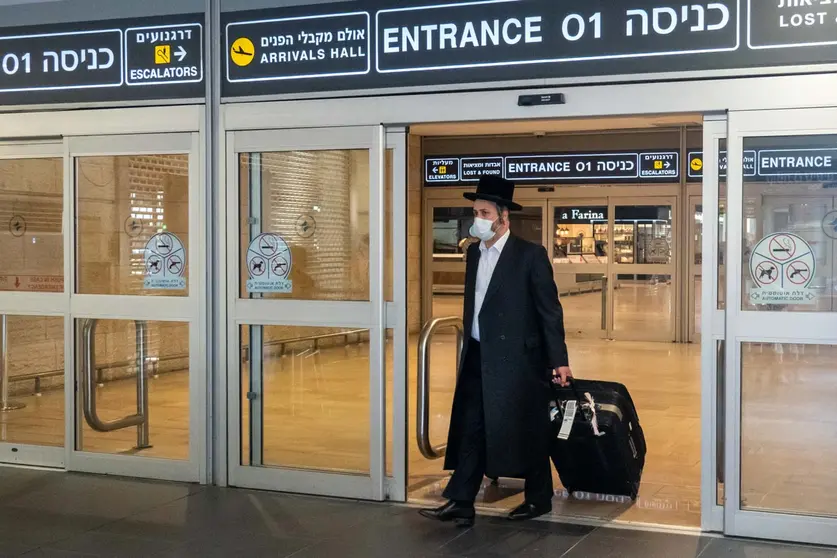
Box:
[508,501,552,521]
[419,501,475,527]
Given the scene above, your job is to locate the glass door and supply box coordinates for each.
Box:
[67,133,204,481]
[610,197,677,342]
[548,199,609,340]
[226,126,402,501]
[0,142,66,468]
[724,107,837,545]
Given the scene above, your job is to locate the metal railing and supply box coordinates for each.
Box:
[417,316,463,459]
[600,276,608,330]
[0,315,25,412]
[8,328,365,398]
[80,319,150,450]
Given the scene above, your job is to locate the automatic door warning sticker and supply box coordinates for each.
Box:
[230,37,255,67]
[144,232,187,290]
[246,233,292,294]
[748,232,816,305]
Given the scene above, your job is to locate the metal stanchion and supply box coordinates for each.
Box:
[0,315,26,412]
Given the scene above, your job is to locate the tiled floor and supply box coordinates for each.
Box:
[0,470,834,558]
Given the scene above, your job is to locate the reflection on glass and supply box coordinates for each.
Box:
[0,158,64,292]
[613,274,673,338]
[0,315,64,447]
[553,206,608,264]
[741,135,837,313]
[76,155,190,296]
[75,319,189,460]
[240,150,370,301]
[614,206,673,264]
[433,206,542,262]
[241,325,370,474]
[433,207,473,261]
[740,342,837,517]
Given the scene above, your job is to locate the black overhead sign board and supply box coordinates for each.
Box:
[687,149,837,182]
[222,0,837,97]
[0,14,203,105]
[425,150,680,185]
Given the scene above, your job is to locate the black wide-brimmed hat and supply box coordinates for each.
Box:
[463,175,522,211]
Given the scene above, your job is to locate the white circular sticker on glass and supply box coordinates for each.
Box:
[144,232,186,290]
[246,233,292,294]
[748,232,816,305]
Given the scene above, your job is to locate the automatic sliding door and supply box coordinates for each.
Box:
[228,126,396,501]
[67,133,203,482]
[724,108,837,546]
[0,145,66,468]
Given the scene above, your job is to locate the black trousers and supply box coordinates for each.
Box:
[442,339,554,506]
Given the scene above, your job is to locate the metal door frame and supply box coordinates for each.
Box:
[0,106,206,481]
[547,198,610,340]
[66,131,205,482]
[688,192,703,343]
[608,195,678,342]
[0,142,67,469]
[225,125,405,501]
[723,107,837,545]
[700,115,727,532]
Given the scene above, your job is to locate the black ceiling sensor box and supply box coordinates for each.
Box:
[518,93,566,107]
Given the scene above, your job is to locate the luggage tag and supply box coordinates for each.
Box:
[556,400,577,440]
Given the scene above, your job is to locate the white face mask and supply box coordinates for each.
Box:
[469,217,497,241]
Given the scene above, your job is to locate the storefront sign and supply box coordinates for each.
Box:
[246,233,293,294]
[425,150,679,185]
[554,206,669,223]
[555,207,607,224]
[0,15,204,104]
[748,232,816,305]
[222,1,837,97]
[144,232,186,290]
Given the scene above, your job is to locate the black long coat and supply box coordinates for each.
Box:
[443,234,570,478]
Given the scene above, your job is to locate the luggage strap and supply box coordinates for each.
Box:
[582,393,606,437]
[580,394,624,435]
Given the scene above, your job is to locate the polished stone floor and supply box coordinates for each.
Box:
[0,470,834,557]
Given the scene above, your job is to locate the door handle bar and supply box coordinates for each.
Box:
[417,316,463,460]
[81,318,150,449]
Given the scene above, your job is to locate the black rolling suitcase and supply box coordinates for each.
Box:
[549,379,646,500]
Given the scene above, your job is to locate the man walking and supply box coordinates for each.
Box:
[420,176,572,527]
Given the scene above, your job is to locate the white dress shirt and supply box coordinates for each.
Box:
[472,230,510,342]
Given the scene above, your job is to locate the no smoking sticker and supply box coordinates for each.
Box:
[246,233,292,294]
[144,232,186,290]
[749,232,816,305]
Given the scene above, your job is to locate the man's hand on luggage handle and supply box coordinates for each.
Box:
[553,366,573,387]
